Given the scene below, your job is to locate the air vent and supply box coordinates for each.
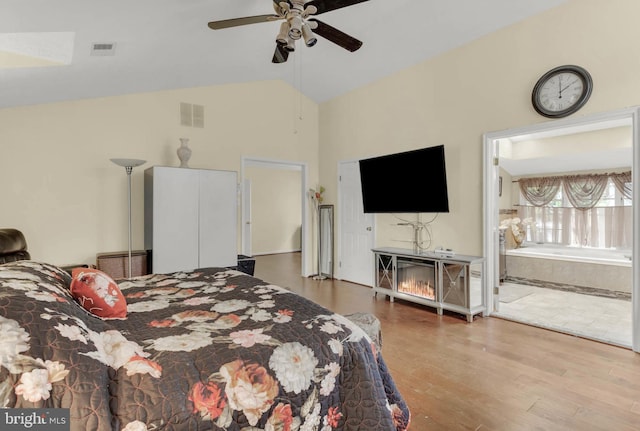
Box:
[180,103,193,127]
[90,42,116,56]
[180,103,205,128]
[192,104,204,128]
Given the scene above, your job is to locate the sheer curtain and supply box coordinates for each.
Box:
[518,171,632,249]
[520,205,632,249]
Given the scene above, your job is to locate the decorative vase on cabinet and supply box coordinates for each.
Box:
[177,138,192,168]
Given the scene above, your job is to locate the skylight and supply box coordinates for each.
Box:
[0,32,75,68]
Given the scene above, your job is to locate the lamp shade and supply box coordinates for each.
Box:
[110,158,146,168]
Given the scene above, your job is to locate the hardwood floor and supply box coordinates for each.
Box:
[253,252,640,431]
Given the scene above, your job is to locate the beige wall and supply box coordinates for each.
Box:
[0,80,319,268]
[3,0,640,268]
[245,166,302,255]
[319,0,640,256]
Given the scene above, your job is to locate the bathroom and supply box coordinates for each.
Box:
[496,123,633,346]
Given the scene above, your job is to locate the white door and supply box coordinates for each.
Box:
[338,161,375,285]
[242,179,252,257]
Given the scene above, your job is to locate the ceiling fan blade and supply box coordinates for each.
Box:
[272,43,290,63]
[305,0,369,15]
[208,14,281,30]
[308,19,362,52]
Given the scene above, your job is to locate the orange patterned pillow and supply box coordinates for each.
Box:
[70,268,127,319]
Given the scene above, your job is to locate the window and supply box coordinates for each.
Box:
[598,179,632,207]
[519,174,632,249]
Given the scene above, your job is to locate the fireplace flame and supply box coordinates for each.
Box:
[399,277,435,300]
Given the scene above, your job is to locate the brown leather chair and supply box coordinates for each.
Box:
[0,228,30,264]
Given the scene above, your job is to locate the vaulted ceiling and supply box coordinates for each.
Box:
[1,0,566,109]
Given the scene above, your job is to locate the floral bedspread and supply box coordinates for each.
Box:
[0,261,410,431]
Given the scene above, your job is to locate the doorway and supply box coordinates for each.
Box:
[241,157,309,277]
[483,107,639,352]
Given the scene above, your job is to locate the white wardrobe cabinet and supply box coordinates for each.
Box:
[144,166,237,274]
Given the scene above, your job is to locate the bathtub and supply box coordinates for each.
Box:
[505,244,632,294]
[507,245,632,267]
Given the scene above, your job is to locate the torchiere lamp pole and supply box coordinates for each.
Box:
[110,158,146,278]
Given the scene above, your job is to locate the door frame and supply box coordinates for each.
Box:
[337,159,375,283]
[241,156,309,277]
[482,106,640,352]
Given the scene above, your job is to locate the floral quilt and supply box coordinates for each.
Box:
[0,261,410,431]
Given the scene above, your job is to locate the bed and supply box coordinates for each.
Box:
[0,260,410,431]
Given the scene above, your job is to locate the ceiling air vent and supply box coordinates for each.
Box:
[90,42,116,56]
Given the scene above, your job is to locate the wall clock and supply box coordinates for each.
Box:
[531,65,593,118]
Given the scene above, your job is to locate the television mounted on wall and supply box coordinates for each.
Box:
[359,145,450,213]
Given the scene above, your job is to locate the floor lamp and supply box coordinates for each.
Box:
[111,158,146,278]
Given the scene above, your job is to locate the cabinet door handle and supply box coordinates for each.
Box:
[366,227,372,231]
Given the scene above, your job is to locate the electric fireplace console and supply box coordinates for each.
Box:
[372,247,485,322]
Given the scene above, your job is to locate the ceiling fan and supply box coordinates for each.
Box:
[207,0,369,63]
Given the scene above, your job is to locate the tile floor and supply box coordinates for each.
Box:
[494,281,633,348]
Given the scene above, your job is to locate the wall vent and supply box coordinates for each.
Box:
[91,42,116,56]
[180,103,193,127]
[192,104,204,128]
[180,103,205,128]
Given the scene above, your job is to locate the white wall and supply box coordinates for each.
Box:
[319,0,640,256]
[511,126,631,161]
[0,80,319,269]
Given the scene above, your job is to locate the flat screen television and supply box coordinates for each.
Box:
[359,145,449,213]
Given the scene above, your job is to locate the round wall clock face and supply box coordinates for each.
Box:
[532,65,593,118]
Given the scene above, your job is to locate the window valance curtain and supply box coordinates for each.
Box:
[519,171,631,209]
[562,174,608,210]
[518,177,562,206]
[610,171,632,200]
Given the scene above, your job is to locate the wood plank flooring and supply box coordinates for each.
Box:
[253,252,640,431]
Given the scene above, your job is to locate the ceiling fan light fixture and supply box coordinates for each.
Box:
[285,36,296,52]
[303,5,318,16]
[278,1,290,13]
[301,23,317,47]
[276,21,290,45]
[288,16,303,40]
[206,0,370,63]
